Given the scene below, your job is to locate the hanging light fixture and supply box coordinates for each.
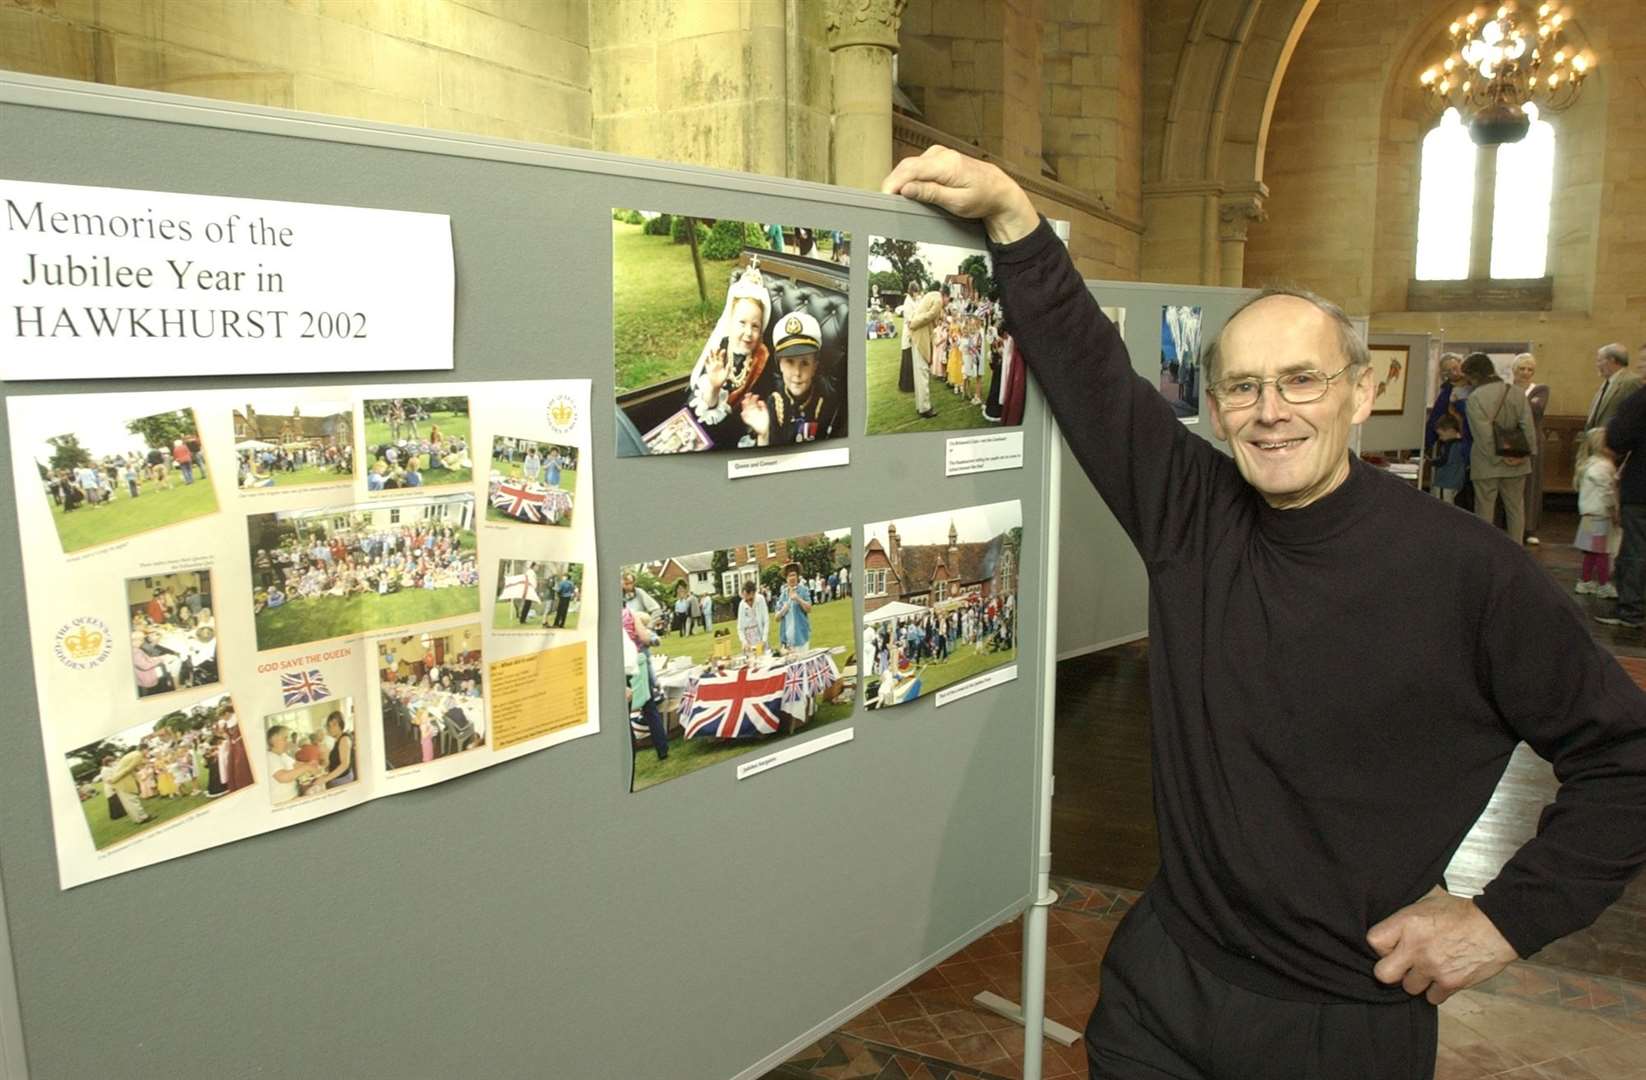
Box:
[1418,2,1593,144]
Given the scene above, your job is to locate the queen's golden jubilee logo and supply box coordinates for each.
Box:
[546,394,578,435]
[54,616,111,671]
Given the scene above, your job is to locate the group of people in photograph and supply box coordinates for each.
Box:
[366,429,471,490]
[238,442,354,488]
[130,581,218,697]
[379,642,486,767]
[45,438,205,512]
[264,709,356,804]
[862,592,1016,681]
[501,562,580,628]
[252,519,477,611]
[86,714,251,830]
[894,285,1022,426]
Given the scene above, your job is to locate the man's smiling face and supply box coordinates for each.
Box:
[1207,295,1373,510]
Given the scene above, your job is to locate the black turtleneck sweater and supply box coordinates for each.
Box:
[993,219,1646,1003]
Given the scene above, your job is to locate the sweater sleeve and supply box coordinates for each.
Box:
[989,219,1237,564]
[1471,559,1646,957]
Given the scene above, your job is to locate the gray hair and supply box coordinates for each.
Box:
[1204,286,1369,384]
[1601,343,1630,367]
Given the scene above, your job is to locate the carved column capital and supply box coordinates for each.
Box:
[824,0,907,52]
[1217,195,1268,242]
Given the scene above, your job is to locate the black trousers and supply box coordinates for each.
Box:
[1614,502,1646,623]
[1086,895,1437,1080]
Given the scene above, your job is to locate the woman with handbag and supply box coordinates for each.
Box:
[1463,352,1539,544]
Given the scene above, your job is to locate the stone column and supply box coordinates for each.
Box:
[825,0,907,190]
[1217,191,1268,288]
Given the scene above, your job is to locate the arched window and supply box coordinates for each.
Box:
[1412,105,1557,306]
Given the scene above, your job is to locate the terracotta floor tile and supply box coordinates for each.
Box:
[929,1009,988,1040]
[888,1016,944,1048]
[901,1039,954,1060]
[878,995,924,1023]
[1433,1043,1491,1080]
[1571,1037,1646,1078]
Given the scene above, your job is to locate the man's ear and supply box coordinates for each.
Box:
[1350,364,1374,425]
[1207,392,1229,442]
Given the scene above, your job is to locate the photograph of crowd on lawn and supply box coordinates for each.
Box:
[262,695,358,806]
[1160,304,1203,420]
[377,625,486,771]
[64,691,252,852]
[865,235,1024,435]
[233,398,356,490]
[611,208,849,456]
[35,406,217,554]
[246,493,479,650]
[127,569,218,699]
[493,559,581,630]
[487,436,575,526]
[361,396,474,490]
[621,529,853,792]
[862,501,1022,708]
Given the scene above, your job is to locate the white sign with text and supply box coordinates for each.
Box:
[726,446,850,480]
[0,179,453,380]
[945,431,1025,476]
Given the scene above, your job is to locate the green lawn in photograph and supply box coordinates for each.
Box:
[483,466,577,527]
[255,584,480,651]
[77,788,215,850]
[242,462,352,490]
[48,476,220,554]
[612,220,733,394]
[641,594,854,669]
[362,409,473,487]
[631,699,854,792]
[491,598,581,632]
[863,316,996,436]
[870,642,1020,703]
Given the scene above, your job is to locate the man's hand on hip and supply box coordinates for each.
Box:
[1367,888,1518,1004]
[880,146,1040,246]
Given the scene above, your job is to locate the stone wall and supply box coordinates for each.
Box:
[590,0,831,181]
[1041,0,1141,224]
[1244,0,1641,413]
[0,0,592,147]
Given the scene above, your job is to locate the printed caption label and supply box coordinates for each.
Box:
[945,432,1024,477]
[727,446,850,480]
[736,726,854,780]
[934,664,1019,707]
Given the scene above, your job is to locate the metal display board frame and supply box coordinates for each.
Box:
[0,72,1059,1080]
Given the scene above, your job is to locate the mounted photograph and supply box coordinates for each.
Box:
[361,396,474,490]
[487,436,576,526]
[126,568,219,700]
[262,695,359,805]
[612,208,849,456]
[377,625,486,771]
[233,398,355,490]
[862,501,1022,708]
[620,529,853,791]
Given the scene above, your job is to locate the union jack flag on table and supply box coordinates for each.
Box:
[280,668,331,706]
[681,664,788,740]
[491,480,573,524]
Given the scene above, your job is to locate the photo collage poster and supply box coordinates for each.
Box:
[621,529,853,791]
[865,234,1023,436]
[612,209,850,457]
[9,379,599,888]
[862,501,1023,708]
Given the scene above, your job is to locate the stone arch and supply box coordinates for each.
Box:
[1143,0,1317,283]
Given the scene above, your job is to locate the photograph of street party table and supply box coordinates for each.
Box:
[31,405,218,554]
[621,529,853,791]
[862,501,1022,708]
[233,397,355,490]
[376,625,486,771]
[125,568,218,699]
[486,435,575,527]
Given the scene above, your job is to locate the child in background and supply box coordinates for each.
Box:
[1429,413,1467,503]
[1575,427,1619,598]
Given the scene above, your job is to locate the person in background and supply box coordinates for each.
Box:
[1512,353,1550,545]
[1463,352,1537,544]
[622,605,668,762]
[775,562,812,654]
[737,579,769,656]
[1586,343,1642,436]
[1573,428,1619,600]
[1428,412,1467,505]
[1598,377,1646,629]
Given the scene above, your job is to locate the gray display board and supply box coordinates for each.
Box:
[0,74,1054,1080]
[1361,332,1434,454]
[1057,280,1256,657]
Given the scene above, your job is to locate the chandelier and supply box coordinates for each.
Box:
[1418,2,1593,145]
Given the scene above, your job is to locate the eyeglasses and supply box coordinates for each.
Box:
[1207,363,1358,410]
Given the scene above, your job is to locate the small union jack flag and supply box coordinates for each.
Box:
[280,669,331,706]
[681,665,787,740]
[492,480,548,523]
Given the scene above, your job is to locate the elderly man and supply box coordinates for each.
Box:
[1585,343,1642,432]
[903,284,944,419]
[884,146,1646,1078]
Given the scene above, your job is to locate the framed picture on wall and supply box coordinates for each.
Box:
[1367,344,1412,415]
